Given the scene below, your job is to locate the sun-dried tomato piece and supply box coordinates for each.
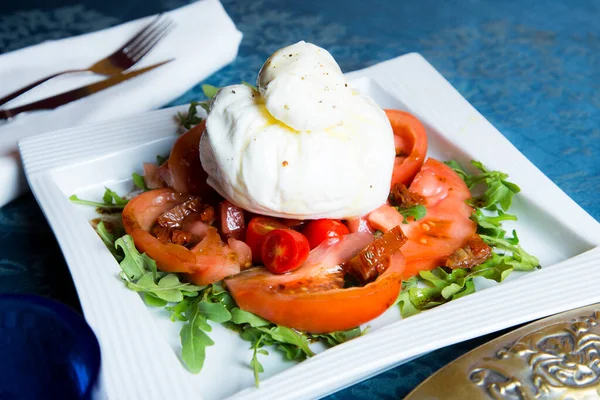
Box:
[445,234,492,269]
[345,225,407,283]
[389,183,425,208]
[156,196,201,228]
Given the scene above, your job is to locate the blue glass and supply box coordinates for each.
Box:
[0,295,101,400]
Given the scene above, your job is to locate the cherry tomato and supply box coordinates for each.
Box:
[122,188,242,284]
[225,233,405,333]
[385,109,428,187]
[261,229,310,274]
[302,219,350,249]
[245,217,287,264]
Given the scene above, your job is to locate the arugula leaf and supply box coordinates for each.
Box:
[199,102,210,113]
[202,84,219,99]
[178,101,204,129]
[308,327,363,346]
[197,300,232,323]
[167,299,191,322]
[257,326,315,357]
[95,221,115,246]
[70,186,128,211]
[239,326,264,343]
[95,221,124,261]
[231,308,270,327]
[180,300,215,373]
[470,209,517,238]
[470,253,515,282]
[479,232,540,271]
[398,267,489,318]
[445,160,520,211]
[102,187,128,206]
[115,234,204,297]
[114,235,154,281]
[143,293,168,308]
[70,194,126,211]
[132,172,149,191]
[250,335,266,387]
[396,204,427,223]
[123,273,204,303]
[396,277,420,318]
[276,343,305,361]
[202,282,237,311]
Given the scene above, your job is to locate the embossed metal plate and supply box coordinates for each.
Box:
[405,304,600,399]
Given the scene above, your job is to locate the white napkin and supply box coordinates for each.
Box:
[0,0,242,207]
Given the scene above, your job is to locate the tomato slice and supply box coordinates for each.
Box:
[245,217,287,264]
[225,233,405,333]
[302,219,350,249]
[385,109,428,187]
[167,121,217,199]
[261,229,310,274]
[397,158,476,278]
[122,188,242,284]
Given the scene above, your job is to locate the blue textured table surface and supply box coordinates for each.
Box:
[1,0,599,398]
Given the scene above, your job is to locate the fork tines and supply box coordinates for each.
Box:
[123,14,176,62]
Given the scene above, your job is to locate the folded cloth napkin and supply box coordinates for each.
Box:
[0,0,242,207]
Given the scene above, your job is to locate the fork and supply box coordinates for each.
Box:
[0,14,175,107]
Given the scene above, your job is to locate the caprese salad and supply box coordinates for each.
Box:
[72,41,539,384]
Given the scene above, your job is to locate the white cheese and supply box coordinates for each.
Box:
[200,42,395,219]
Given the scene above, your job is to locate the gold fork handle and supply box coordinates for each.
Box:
[0,69,88,107]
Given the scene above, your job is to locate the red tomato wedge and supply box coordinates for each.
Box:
[245,217,287,264]
[374,158,476,279]
[302,219,350,249]
[225,233,405,333]
[167,121,217,199]
[385,109,428,187]
[122,188,242,284]
[261,229,310,274]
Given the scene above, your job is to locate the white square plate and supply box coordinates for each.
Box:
[19,53,600,400]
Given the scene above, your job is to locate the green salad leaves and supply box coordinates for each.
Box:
[176,84,219,129]
[397,160,540,318]
[69,173,148,211]
[132,172,149,191]
[178,101,204,129]
[396,204,427,223]
[177,83,260,130]
[69,187,128,211]
[101,230,359,385]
